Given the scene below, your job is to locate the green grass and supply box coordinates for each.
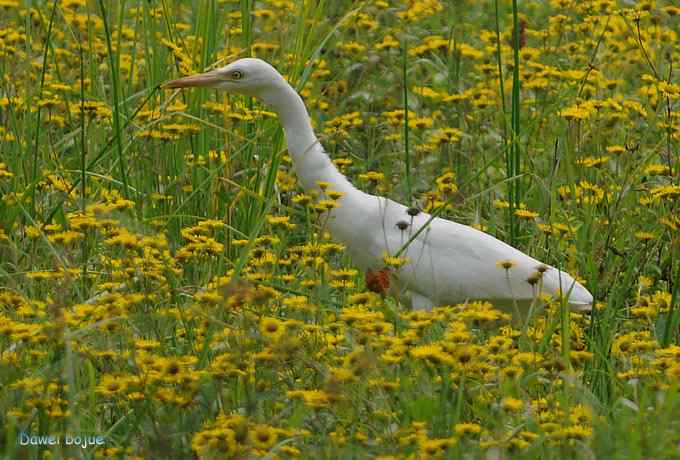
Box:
[0,0,679,459]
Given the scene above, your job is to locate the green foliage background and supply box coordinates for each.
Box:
[0,0,679,458]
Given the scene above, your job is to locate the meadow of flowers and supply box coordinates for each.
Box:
[1,0,679,458]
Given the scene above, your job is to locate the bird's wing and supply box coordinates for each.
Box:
[368,196,591,308]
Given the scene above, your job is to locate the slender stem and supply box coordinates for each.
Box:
[98,0,128,198]
[510,0,522,245]
[240,0,253,55]
[79,38,88,286]
[79,43,87,211]
[561,285,571,364]
[31,0,59,216]
[494,0,513,242]
[493,0,508,137]
[577,15,611,99]
[240,0,257,228]
[633,18,658,80]
[402,39,412,206]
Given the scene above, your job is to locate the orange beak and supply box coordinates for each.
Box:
[162,70,222,89]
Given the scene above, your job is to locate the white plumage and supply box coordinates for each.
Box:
[164,58,593,312]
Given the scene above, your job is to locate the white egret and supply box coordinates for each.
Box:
[164,58,593,312]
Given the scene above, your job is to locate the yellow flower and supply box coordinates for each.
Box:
[576,155,610,168]
[558,424,593,441]
[430,127,463,144]
[412,86,444,100]
[0,162,14,179]
[410,344,454,366]
[383,253,409,269]
[260,317,285,341]
[501,397,523,412]
[97,374,128,397]
[666,364,680,379]
[558,105,593,121]
[47,230,84,245]
[418,437,455,458]
[287,389,331,408]
[134,339,160,351]
[339,41,366,54]
[191,427,238,456]
[435,171,458,194]
[493,199,510,209]
[496,259,517,270]
[514,208,539,219]
[663,5,680,16]
[606,145,626,155]
[266,215,296,230]
[315,199,340,212]
[358,171,385,184]
[454,422,482,436]
[644,164,670,175]
[316,181,330,191]
[248,424,278,450]
[634,231,655,241]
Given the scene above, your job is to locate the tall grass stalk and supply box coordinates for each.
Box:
[236,0,260,234]
[97,0,129,198]
[509,0,522,245]
[240,0,253,53]
[30,0,59,216]
[493,0,508,167]
[79,42,87,211]
[402,39,412,206]
[78,39,89,285]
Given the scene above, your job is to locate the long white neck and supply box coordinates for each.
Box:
[267,83,355,195]
[262,76,375,270]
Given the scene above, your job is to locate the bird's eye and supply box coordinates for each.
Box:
[230,70,243,80]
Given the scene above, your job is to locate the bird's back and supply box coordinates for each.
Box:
[341,195,593,310]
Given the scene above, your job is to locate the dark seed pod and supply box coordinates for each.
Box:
[396,221,409,230]
[406,207,420,217]
[536,264,550,274]
[527,273,541,286]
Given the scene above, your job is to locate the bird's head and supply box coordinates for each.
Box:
[163,58,287,104]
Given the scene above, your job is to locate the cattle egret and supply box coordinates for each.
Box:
[164,58,593,312]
